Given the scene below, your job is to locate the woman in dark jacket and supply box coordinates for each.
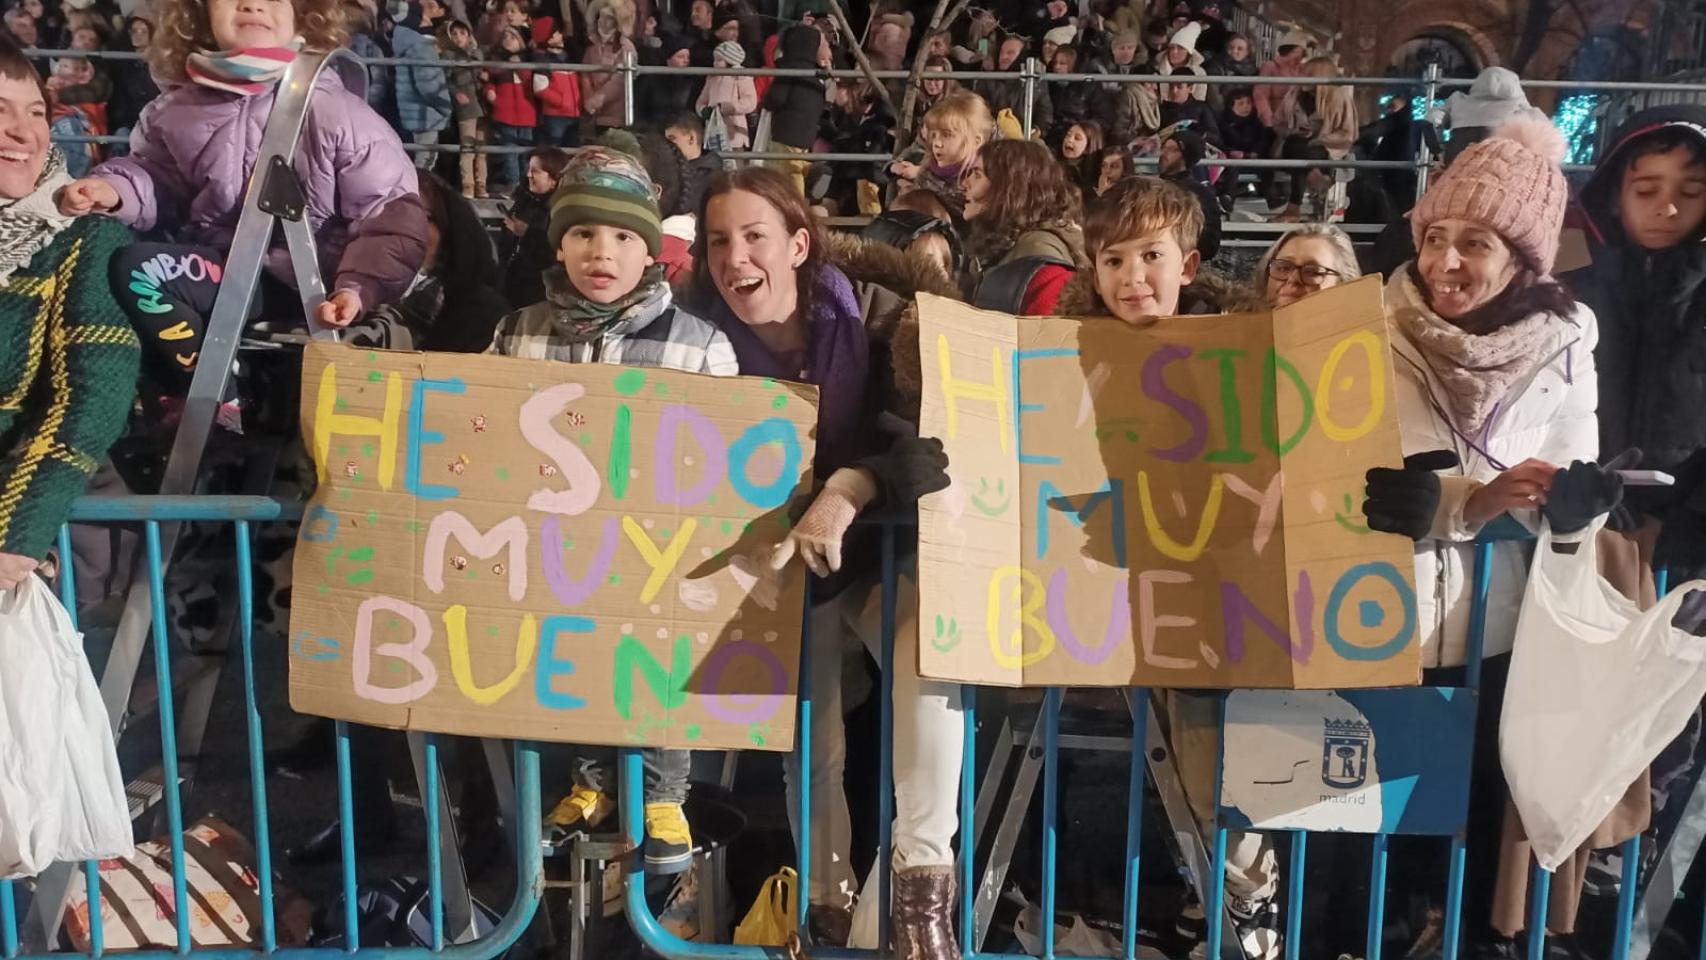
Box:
[694,165,962,960]
[761,24,828,193]
[962,139,1087,314]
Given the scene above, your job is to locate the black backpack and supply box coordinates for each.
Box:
[972,255,1074,314]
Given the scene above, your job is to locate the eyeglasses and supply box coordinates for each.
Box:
[1267,259,1341,286]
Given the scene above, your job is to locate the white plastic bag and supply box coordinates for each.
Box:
[1501,519,1706,870]
[0,576,131,878]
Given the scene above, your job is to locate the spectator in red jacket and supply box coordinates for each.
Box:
[484,24,537,190]
[530,17,580,146]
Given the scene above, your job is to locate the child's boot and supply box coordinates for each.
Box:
[644,801,694,874]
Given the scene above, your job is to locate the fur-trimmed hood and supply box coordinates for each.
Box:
[1054,266,1259,318]
[825,230,965,422]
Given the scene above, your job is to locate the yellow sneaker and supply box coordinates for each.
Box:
[546,785,613,831]
[644,802,694,874]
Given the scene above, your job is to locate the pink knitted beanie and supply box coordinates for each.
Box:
[1412,119,1569,275]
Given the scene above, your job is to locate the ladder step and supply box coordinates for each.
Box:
[125,767,185,821]
[128,654,223,723]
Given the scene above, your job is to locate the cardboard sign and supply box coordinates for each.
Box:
[288,344,818,751]
[915,278,1419,688]
[1220,688,1475,835]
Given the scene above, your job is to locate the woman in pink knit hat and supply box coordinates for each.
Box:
[1359,119,1613,959]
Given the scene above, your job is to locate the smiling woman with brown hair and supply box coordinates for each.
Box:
[0,33,139,590]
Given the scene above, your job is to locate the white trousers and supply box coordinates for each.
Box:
[784,572,965,947]
[1167,691,1279,902]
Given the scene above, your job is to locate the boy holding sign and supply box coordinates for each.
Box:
[1053,176,1282,959]
[489,144,737,873]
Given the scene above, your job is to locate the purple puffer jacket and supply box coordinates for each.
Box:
[92,66,427,311]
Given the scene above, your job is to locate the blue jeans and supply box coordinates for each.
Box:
[491,122,534,186]
[538,114,579,148]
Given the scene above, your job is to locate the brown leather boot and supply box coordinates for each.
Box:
[892,865,957,960]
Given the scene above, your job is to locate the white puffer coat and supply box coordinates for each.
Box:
[1386,269,1601,668]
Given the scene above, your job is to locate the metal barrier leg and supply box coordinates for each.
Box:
[1527,862,1551,960]
[1614,836,1640,960]
[1445,834,1468,960]
[409,731,479,942]
[1122,689,1148,960]
[1368,833,1389,960]
[972,706,1046,949]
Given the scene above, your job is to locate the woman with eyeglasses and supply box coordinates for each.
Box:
[1251,223,1359,307]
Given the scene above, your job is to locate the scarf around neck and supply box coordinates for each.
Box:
[543,263,673,343]
[187,40,303,95]
[0,148,74,285]
[1388,269,1559,437]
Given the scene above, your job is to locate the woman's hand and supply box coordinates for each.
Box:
[1464,458,1559,525]
[56,177,119,216]
[0,553,39,591]
[315,289,364,328]
[455,91,471,105]
[504,215,527,237]
[768,468,878,576]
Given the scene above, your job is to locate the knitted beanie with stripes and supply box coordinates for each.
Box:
[548,147,663,255]
[1411,119,1568,275]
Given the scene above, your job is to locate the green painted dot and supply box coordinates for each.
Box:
[743,521,752,532]
[562,537,575,550]
[335,398,348,412]
[654,383,670,397]
[317,584,331,596]
[730,391,743,405]
[608,573,622,585]
[657,528,671,539]
[771,394,787,410]
[367,370,382,382]
[361,443,375,457]
[707,494,718,506]
[337,445,350,457]
[761,378,779,390]
[337,488,354,501]
[366,352,379,362]
[685,725,702,741]
[720,520,732,535]
[579,432,593,446]
[748,727,766,747]
[495,467,510,481]
[486,625,500,638]
[466,568,479,579]
[613,369,647,396]
[387,659,404,675]
[365,510,379,524]
[1124,430,1139,443]
[406,521,426,533]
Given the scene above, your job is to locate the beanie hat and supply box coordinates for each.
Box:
[661,32,693,59]
[714,39,745,65]
[1444,66,1546,134]
[1167,21,1201,53]
[549,148,663,256]
[1167,128,1206,169]
[1277,28,1312,51]
[1042,24,1075,47]
[1412,119,1569,275]
[596,128,644,160]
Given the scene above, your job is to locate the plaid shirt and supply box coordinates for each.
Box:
[489,278,739,376]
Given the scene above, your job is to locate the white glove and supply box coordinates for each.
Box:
[768,467,879,577]
[532,73,550,94]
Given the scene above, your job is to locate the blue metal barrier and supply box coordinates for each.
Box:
[1,496,541,960]
[617,523,1672,960]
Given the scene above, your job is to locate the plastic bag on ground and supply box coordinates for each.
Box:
[0,575,131,878]
[733,866,796,946]
[1502,518,1706,870]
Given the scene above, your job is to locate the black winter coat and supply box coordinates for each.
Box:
[762,24,827,149]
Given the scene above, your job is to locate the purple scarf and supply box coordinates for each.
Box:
[713,265,870,476]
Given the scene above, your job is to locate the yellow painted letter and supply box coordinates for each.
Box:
[314,363,404,489]
[443,605,537,705]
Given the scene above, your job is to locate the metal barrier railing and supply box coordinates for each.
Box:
[29,45,1706,185]
[3,496,542,960]
[612,520,1671,960]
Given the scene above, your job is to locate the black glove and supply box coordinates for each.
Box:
[1363,450,1461,541]
[857,435,950,507]
[1544,448,1640,534]
[1672,590,1706,637]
